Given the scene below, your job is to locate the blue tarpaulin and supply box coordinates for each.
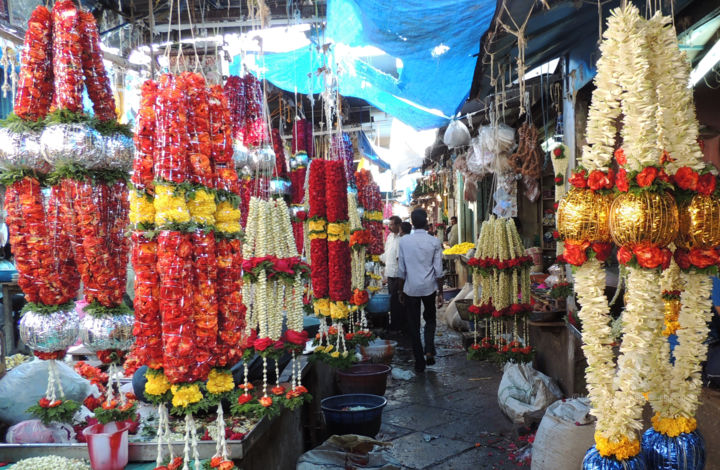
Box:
[242,0,496,130]
[358,131,391,170]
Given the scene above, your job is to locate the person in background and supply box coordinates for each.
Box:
[398,209,444,372]
[427,223,436,236]
[381,216,405,332]
[447,216,459,246]
[400,221,412,236]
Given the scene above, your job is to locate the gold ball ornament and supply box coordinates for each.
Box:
[676,194,720,250]
[609,191,678,247]
[556,188,612,242]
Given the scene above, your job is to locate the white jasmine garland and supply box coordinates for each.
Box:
[580,10,626,170]
[574,258,616,438]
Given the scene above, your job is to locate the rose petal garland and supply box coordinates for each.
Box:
[153,74,189,184]
[326,160,351,306]
[308,159,329,307]
[51,0,83,114]
[184,72,214,188]
[132,80,159,192]
[13,5,53,121]
[78,11,116,121]
[131,232,162,369]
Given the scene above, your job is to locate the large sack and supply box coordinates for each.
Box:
[531,398,595,470]
[0,359,92,425]
[497,363,562,425]
[297,434,400,470]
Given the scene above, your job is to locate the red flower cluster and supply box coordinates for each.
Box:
[242,255,309,281]
[223,75,245,138]
[614,148,627,166]
[674,247,720,271]
[192,230,218,379]
[468,255,533,271]
[210,85,240,194]
[470,302,533,319]
[14,6,53,121]
[272,129,288,179]
[290,167,307,205]
[350,288,370,306]
[216,239,246,366]
[183,72,214,188]
[310,238,329,299]
[569,169,615,191]
[157,231,196,383]
[4,178,79,306]
[326,160,349,223]
[132,80,159,191]
[673,166,717,195]
[561,241,613,266]
[292,119,314,155]
[131,232,162,370]
[79,11,116,121]
[282,329,309,352]
[617,243,673,270]
[65,180,129,308]
[241,75,266,148]
[36,350,67,361]
[154,74,190,184]
[51,1,84,113]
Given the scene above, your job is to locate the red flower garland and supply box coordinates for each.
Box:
[132,80,158,191]
[192,230,218,379]
[272,129,288,179]
[308,159,327,218]
[290,167,307,205]
[223,75,245,139]
[184,72,214,187]
[243,75,266,148]
[292,120,308,154]
[310,238,329,300]
[130,232,162,370]
[79,11,116,121]
[325,160,348,223]
[14,6,53,121]
[51,0,84,113]
[216,238,246,366]
[4,178,79,306]
[617,243,673,270]
[209,85,234,166]
[154,74,189,184]
[157,231,196,384]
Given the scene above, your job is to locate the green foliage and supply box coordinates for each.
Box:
[0,168,45,186]
[92,402,138,424]
[0,112,46,132]
[83,300,133,318]
[21,301,75,316]
[27,399,81,425]
[47,162,128,186]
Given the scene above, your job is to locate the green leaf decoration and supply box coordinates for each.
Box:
[21,301,75,316]
[0,112,46,132]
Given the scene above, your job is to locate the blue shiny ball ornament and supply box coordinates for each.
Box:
[583,446,647,470]
[641,428,705,470]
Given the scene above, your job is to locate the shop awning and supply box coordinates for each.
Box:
[244,0,497,131]
[358,131,392,171]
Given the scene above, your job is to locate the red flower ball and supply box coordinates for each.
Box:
[697,173,716,196]
[673,166,699,191]
[617,246,633,265]
[636,167,658,188]
[616,168,629,192]
[633,243,664,269]
[568,170,588,189]
[591,242,612,262]
[614,148,627,166]
[563,241,590,266]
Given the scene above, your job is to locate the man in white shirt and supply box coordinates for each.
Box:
[382,216,404,331]
[398,209,444,372]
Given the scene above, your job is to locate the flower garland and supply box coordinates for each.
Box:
[308,159,329,314]
[356,169,384,257]
[78,10,116,122]
[51,0,83,114]
[13,6,53,122]
[468,217,532,363]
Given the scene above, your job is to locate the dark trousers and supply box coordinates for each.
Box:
[387,277,406,331]
[405,293,437,370]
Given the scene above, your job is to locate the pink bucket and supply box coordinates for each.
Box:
[83,421,132,470]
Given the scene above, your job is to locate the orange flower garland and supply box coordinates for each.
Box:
[78,11,116,121]
[13,5,53,121]
[51,0,83,113]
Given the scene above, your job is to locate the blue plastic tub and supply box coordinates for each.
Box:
[366,294,390,313]
[321,394,387,437]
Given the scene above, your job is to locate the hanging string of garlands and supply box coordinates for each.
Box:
[556,5,717,469]
[466,217,532,363]
[0,1,134,426]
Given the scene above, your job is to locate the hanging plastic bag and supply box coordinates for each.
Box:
[467,137,494,176]
[443,120,471,148]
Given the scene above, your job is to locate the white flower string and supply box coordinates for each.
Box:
[182,413,191,470]
[214,403,229,461]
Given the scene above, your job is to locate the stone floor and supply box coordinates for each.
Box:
[376,316,532,470]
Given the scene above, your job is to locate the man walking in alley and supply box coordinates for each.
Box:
[382,216,405,332]
[398,209,444,372]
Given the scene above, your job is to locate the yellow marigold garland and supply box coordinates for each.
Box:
[651,413,697,437]
[170,383,203,408]
[206,368,234,395]
[594,433,641,461]
[129,189,155,225]
[154,184,190,226]
[327,222,350,242]
[214,200,241,234]
[145,371,171,396]
[187,188,216,225]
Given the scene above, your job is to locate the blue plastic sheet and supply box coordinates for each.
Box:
[243,0,496,130]
[358,131,391,170]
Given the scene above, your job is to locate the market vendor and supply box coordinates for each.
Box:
[447,216,458,246]
[382,216,405,332]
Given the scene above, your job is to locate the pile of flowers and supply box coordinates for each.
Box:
[442,241,476,255]
[467,217,532,364]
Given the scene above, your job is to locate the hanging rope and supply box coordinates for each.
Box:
[496,0,535,117]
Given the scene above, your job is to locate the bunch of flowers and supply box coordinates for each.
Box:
[468,217,532,361]
[78,11,115,122]
[326,160,351,305]
[51,0,83,114]
[132,80,159,191]
[13,6,53,121]
[557,240,613,267]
